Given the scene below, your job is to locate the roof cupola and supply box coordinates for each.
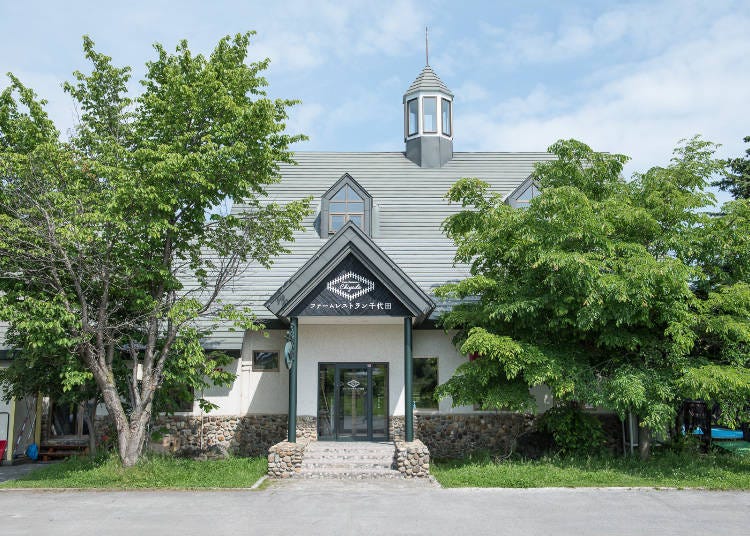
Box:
[403,61,453,168]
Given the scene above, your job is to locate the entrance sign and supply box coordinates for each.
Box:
[291,255,409,317]
[327,272,374,300]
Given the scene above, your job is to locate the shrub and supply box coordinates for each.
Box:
[538,402,607,456]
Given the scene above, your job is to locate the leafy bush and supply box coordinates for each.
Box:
[538,402,607,456]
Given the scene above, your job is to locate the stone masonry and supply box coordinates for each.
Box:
[416,412,535,459]
[126,411,621,460]
[394,439,430,478]
[153,414,288,457]
[267,440,307,478]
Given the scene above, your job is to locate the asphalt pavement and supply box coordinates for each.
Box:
[1,479,749,535]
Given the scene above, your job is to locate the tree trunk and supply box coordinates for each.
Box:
[83,400,97,458]
[94,370,152,467]
[639,425,652,460]
[120,426,147,468]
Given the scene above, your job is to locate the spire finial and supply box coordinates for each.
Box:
[425,26,429,66]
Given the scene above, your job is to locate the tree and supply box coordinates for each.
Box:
[0,33,310,467]
[714,136,750,199]
[436,137,750,457]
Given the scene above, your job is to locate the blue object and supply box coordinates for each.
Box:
[26,442,38,461]
[711,428,744,440]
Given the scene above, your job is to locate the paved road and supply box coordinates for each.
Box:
[1,480,749,536]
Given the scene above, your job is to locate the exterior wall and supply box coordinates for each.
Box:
[297,321,405,417]
[413,329,472,413]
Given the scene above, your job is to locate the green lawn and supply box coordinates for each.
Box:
[432,451,750,489]
[0,455,268,489]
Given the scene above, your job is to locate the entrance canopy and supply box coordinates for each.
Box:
[265,221,435,323]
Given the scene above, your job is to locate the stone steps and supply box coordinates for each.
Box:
[299,441,400,479]
[297,468,404,479]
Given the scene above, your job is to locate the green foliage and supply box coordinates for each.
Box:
[537,403,606,456]
[0,454,268,489]
[432,451,750,489]
[0,32,310,466]
[714,136,750,199]
[437,136,750,434]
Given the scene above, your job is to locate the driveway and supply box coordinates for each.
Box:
[1,480,749,536]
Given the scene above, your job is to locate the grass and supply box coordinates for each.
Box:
[432,451,750,489]
[0,454,268,489]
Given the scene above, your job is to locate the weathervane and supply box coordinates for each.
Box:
[425,26,429,66]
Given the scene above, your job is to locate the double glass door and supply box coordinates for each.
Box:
[318,363,388,441]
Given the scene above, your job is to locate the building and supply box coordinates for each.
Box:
[0,352,42,465]
[152,63,557,460]
[0,63,558,464]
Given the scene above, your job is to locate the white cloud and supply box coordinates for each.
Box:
[474,0,739,66]
[454,81,489,103]
[457,11,750,180]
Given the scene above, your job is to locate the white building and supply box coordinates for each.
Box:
[162,64,556,458]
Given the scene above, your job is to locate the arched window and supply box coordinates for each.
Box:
[320,174,372,237]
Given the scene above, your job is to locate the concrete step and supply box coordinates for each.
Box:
[299,441,399,479]
[298,468,403,479]
[305,452,393,462]
[302,461,393,470]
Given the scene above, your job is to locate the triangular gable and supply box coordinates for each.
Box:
[505,175,540,208]
[265,221,435,322]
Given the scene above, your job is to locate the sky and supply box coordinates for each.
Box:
[1,0,748,203]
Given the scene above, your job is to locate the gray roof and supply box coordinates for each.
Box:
[203,150,554,344]
[405,66,453,96]
[265,220,435,323]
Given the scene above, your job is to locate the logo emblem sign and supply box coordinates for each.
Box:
[346,379,361,388]
[327,271,375,301]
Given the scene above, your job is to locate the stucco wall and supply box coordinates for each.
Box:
[297,321,406,416]
[192,324,552,419]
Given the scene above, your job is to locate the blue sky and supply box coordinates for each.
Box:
[1,0,748,202]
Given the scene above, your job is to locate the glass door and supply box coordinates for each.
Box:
[337,366,369,440]
[317,363,388,441]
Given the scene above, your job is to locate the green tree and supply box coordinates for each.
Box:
[436,137,750,457]
[714,136,750,199]
[0,33,310,467]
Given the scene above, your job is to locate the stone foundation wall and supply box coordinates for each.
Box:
[267,441,306,478]
[394,439,430,478]
[154,414,294,457]
[416,412,535,459]
[83,411,622,460]
[389,416,406,441]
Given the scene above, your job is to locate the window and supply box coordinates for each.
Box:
[507,177,541,208]
[422,96,437,133]
[328,185,364,233]
[413,357,439,410]
[320,174,372,237]
[252,350,279,371]
[516,184,540,204]
[441,98,451,136]
[407,98,418,136]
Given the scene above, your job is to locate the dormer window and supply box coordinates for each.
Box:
[506,176,541,208]
[329,185,363,233]
[320,173,373,237]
